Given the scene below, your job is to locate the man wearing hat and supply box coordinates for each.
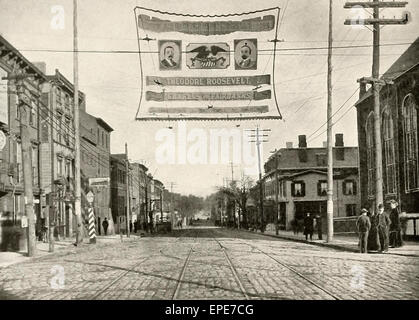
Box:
[356,208,371,253]
[389,200,403,247]
[377,203,391,253]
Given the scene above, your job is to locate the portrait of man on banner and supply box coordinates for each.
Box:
[234,39,257,70]
[159,40,182,70]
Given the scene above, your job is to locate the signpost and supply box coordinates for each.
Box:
[86,191,96,244]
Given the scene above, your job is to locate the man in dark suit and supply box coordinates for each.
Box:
[356,208,371,253]
[160,46,177,68]
[377,203,391,253]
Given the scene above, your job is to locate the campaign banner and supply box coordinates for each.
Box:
[135,7,282,121]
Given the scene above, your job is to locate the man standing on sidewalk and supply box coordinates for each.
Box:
[377,204,391,253]
[356,208,371,253]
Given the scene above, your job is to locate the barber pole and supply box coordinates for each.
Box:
[86,191,96,244]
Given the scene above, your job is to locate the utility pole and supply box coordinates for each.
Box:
[326,0,334,243]
[125,143,130,237]
[344,0,409,209]
[247,126,270,233]
[73,0,83,245]
[3,73,37,256]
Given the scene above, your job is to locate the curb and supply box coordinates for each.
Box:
[243,229,359,253]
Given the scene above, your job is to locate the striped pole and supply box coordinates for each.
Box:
[88,205,96,244]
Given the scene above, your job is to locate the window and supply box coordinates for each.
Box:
[346,204,357,217]
[366,112,376,197]
[317,180,327,196]
[291,181,305,197]
[382,110,396,194]
[16,141,22,183]
[105,135,108,148]
[102,132,104,147]
[56,115,62,143]
[316,153,327,166]
[343,180,357,195]
[402,94,418,191]
[97,128,100,145]
[32,147,37,185]
[57,157,63,176]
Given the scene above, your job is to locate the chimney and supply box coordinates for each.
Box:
[323,141,327,148]
[298,135,307,148]
[359,82,366,99]
[335,133,344,147]
[33,62,46,74]
[286,142,293,148]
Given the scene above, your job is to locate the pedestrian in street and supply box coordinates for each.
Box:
[102,218,109,236]
[377,203,391,253]
[315,215,323,240]
[356,208,371,253]
[303,213,314,241]
[389,200,403,248]
[133,221,138,233]
[129,220,133,233]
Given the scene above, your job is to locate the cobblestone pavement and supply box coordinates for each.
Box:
[0,227,418,300]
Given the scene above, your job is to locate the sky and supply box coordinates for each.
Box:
[1,0,418,197]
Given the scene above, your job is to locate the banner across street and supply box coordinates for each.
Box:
[134,7,282,121]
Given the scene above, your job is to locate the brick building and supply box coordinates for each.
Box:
[80,110,113,235]
[261,134,360,231]
[39,68,84,239]
[355,37,419,225]
[129,162,149,228]
[110,153,127,233]
[0,35,46,251]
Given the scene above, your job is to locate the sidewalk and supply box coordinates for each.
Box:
[248,228,419,257]
[0,233,143,268]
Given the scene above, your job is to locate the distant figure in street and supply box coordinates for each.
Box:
[377,204,391,253]
[356,208,371,253]
[315,215,323,240]
[389,200,403,248]
[102,218,109,236]
[129,220,133,233]
[133,221,138,233]
[303,213,314,241]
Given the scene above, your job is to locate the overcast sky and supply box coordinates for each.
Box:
[1,0,418,197]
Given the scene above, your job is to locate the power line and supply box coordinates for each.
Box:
[14,41,413,54]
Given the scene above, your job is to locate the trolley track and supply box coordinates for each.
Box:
[90,231,196,300]
[237,239,341,300]
[212,237,250,299]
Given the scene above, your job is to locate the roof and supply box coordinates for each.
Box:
[110,153,127,164]
[382,37,419,81]
[46,69,85,99]
[266,146,358,173]
[356,37,419,106]
[96,117,114,132]
[0,35,47,82]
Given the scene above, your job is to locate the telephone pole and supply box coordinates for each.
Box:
[344,0,409,209]
[73,0,83,245]
[326,0,334,243]
[125,143,130,237]
[2,73,37,256]
[247,126,270,233]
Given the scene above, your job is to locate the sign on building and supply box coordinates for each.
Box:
[89,177,110,188]
[134,7,282,121]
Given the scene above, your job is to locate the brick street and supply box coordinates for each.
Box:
[0,227,418,300]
